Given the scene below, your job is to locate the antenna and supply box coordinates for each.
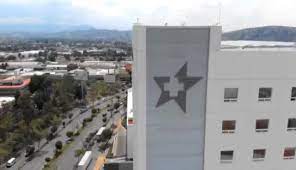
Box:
[217,2,222,25]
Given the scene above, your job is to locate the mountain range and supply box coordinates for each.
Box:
[1,25,296,42]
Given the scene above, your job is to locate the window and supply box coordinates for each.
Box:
[287,118,296,131]
[224,88,238,102]
[291,87,296,101]
[222,120,236,133]
[284,147,295,159]
[253,149,266,161]
[256,119,269,132]
[258,88,272,101]
[220,150,234,163]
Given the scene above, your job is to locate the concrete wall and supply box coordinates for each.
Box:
[204,50,296,170]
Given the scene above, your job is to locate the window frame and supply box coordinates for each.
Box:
[222,120,236,133]
[220,150,234,163]
[291,87,296,101]
[283,147,296,160]
[255,119,269,132]
[253,149,266,161]
[224,88,238,102]
[287,118,296,131]
[258,87,272,102]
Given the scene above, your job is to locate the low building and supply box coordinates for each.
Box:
[0,77,31,96]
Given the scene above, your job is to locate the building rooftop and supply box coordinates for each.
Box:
[221,40,296,51]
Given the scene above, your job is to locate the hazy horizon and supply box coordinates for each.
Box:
[0,0,295,32]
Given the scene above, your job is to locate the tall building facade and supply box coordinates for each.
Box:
[132,25,296,170]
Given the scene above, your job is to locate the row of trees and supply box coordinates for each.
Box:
[0,75,85,162]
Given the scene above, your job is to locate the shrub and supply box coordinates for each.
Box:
[54,149,62,158]
[91,108,97,114]
[68,113,73,119]
[66,131,74,138]
[74,131,80,136]
[101,129,112,142]
[50,126,58,134]
[45,157,51,162]
[55,141,63,150]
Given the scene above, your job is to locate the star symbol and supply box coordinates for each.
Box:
[154,62,202,113]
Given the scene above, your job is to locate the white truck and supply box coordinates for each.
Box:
[77,151,92,170]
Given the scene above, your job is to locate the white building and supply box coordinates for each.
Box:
[132,25,296,170]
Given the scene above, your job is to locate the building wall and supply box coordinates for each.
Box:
[204,50,296,170]
[133,25,220,170]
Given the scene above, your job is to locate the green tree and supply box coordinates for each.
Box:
[55,141,63,150]
[66,131,74,138]
[88,83,99,107]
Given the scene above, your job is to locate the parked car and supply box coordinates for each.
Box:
[6,157,16,168]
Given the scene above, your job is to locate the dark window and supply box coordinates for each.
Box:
[256,119,269,132]
[253,149,266,160]
[224,88,238,102]
[287,118,296,130]
[258,88,272,101]
[291,87,296,101]
[284,148,295,159]
[220,150,234,161]
[222,120,236,133]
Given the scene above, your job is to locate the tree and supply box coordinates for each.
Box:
[66,131,74,138]
[67,63,78,71]
[101,129,112,142]
[55,141,63,150]
[74,149,85,161]
[88,83,99,107]
[50,126,58,134]
[113,102,120,110]
[17,92,35,126]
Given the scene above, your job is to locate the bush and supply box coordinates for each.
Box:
[55,141,63,150]
[54,149,62,158]
[99,143,110,151]
[66,131,74,138]
[50,126,58,134]
[91,108,97,114]
[45,157,51,163]
[102,118,107,123]
[101,129,112,142]
[74,131,80,136]
[113,102,120,110]
[68,113,73,119]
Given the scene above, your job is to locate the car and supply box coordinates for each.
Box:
[66,138,74,144]
[6,157,16,168]
[80,108,88,114]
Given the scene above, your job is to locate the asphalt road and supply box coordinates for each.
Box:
[2,91,126,170]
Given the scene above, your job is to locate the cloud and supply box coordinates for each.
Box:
[0,0,296,31]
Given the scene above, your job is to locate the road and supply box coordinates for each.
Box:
[2,91,126,170]
[55,105,124,170]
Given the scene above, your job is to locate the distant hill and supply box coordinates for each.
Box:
[2,25,296,42]
[222,26,296,42]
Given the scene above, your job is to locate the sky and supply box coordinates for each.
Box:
[0,0,295,31]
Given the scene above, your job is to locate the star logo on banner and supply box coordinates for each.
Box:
[154,62,202,113]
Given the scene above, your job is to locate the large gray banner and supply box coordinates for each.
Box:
[146,27,210,170]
